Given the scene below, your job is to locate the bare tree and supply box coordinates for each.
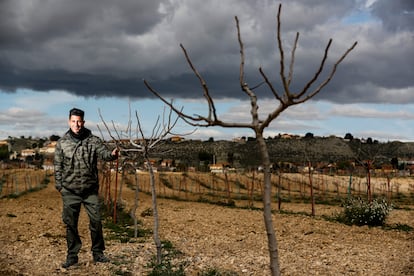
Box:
[100,104,182,265]
[145,4,357,275]
[349,139,401,202]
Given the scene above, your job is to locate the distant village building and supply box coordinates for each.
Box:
[0,140,8,146]
[170,136,184,142]
[280,133,293,139]
[21,149,36,157]
[232,137,246,143]
[39,141,57,154]
[209,163,225,173]
[0,140,11,153]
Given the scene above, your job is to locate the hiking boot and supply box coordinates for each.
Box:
[93,253,110,263]
[62,256,78,268]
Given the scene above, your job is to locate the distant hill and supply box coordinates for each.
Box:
[5,136,414,168]
[154,137,411,168]
[6,137,46,153]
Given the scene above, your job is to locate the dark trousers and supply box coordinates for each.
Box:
[61,188,105,258]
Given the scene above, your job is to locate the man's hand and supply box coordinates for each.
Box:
[112,148,119,157]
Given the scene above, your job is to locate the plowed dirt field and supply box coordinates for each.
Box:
[0,180,413,275]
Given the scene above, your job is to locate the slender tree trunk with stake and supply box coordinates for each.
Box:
[367,161,372,202]
[256,132,280,272]
[146,153,162,264]
[113,157,119,223]
[308,161,315,216]
[277,171,282,210]
[131,172,140,238]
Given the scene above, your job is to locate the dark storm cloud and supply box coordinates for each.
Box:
[0,0,413,104]
[371,0,414,31]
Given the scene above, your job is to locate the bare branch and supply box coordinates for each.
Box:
[260,104,288,131]
[295,38,332,99]
[144,80,209,126]
[276,4,290,96]
[250,81,266,91]
[145,79,254,128]
[235,16,247,96]
[287,32,299,86]
[259,67,284,102]
[98,108,123,149]
[236,15,260,128]
[180,44,218,122]
[111,120,123,141]
[96,125,105,140]
[293,41,358,104]
[135,111,148,148]
[149,115,162,145]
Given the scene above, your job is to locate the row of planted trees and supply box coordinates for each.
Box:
[99,168,412,213]
[0,169,49,198]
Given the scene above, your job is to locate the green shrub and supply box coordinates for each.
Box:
[337,197,392,226]
[198,267,239,276]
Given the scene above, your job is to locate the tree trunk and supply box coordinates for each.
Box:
[366,161,372,202]
[147,158,162,264]
[277,172,282,211]
[113,158,119,223]
[257,134,281,276]
[308,161,315,216]
[132,172,140,238]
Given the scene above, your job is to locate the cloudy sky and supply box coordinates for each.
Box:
[0,0,413,141]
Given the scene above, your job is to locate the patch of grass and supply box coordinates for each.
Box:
[382,223,413,232]
[2,182,49,199]
[140,207,153,217]
[113,269,133,276]
[104,219,140,243]
[101,200,151,243]
[240,205,261,211]
[276,209,311,217]
[196,196,237,207]
[215,199,236,207]
[392,205,413,211]
[198,267,239,276]
[147,240,186,276]
[314,197,343,205]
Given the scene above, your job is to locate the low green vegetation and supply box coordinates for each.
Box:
[198,267,239,276]
[146,240,186,276]
[101,201,150,243]
[335,197,392,226]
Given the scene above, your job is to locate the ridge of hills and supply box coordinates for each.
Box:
[154,137,414,168]
[5,136,414,168]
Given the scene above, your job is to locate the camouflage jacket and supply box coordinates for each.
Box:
[54,128,116,195]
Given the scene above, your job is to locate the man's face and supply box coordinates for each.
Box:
[68,115,85,134]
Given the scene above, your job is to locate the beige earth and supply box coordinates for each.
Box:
[0,180,413,276]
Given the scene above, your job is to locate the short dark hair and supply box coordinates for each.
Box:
[69,108,85,119]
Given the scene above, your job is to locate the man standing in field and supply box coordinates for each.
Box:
[54,108,118,268]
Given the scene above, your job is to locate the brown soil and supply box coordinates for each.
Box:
[0,181,413,276]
